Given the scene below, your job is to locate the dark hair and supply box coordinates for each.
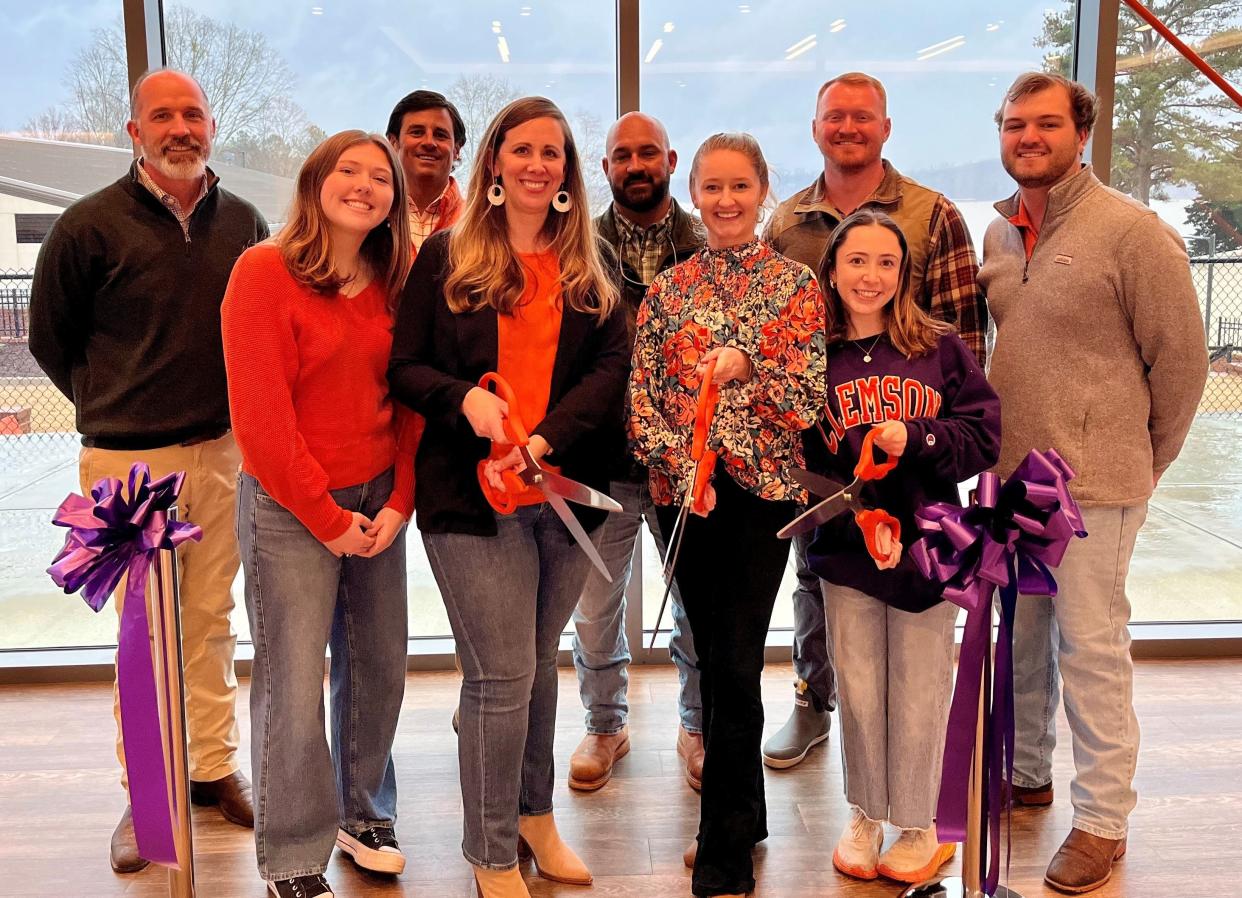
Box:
[818,209,950,358]
[994,72,1098,135]
[385,90,467,148]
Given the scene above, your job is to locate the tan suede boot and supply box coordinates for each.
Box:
[473,865,531,898]
[517,813,592,885]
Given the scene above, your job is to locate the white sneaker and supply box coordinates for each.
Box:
[877,824,956,883]
[832,806,884,880]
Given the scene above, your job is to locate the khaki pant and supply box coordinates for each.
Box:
[79,433,242,788]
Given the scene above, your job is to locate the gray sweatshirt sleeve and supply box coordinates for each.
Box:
[1116,214,1208,477]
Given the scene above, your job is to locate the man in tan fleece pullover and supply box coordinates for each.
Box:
[979,72,1207,894]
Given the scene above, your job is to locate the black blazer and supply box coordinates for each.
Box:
[388,230,630,536]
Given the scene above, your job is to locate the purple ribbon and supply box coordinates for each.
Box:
[48,463,202,868]
[911,448,1086,894]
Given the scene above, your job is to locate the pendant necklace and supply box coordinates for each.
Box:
[854,333,884,363]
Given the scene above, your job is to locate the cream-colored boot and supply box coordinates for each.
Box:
[517,813,592,885]
[876,824,956,883]
[832,806,884,880]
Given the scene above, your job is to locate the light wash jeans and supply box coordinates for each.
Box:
[1012,503,1147,840]
[238,469,409,881]
[790,530,838,712]
[823,582,957,828]
[571,477,702,734]
[422,503,595,869]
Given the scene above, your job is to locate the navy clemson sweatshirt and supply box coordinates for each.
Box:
[804,332,1001,612]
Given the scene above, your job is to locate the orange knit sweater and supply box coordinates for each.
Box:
[222,243,420,542]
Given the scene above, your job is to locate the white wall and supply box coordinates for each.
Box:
[0,195,64,272]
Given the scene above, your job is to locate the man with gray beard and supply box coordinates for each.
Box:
[30,68,268,873]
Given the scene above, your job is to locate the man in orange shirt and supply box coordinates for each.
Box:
[385,90,465,253]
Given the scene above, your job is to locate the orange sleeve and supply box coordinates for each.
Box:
[221,248,353,543]
[385,405,424,518]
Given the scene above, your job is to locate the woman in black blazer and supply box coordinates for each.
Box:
[388,96,626,898]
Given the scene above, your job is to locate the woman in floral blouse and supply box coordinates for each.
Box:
[628,132,826,898]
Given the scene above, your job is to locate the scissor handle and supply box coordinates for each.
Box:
[478,372,529,447]
[855,427,898,481]
[691,358,720,461]
[855,508,901,564]
[690,452,717,515]
[477,462,524,515]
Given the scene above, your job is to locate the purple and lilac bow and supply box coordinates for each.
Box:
[910,448,1086,894]
[48,463,202,868]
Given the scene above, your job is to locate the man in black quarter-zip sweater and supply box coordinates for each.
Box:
[30,68,268,875]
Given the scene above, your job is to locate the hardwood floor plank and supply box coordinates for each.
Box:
[0,659,1239,896]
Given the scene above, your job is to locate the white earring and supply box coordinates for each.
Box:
[487,178,506,207]
[551,187,572,213]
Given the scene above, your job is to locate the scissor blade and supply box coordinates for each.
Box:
[791,468,851,499]
[777,492,853,539]
[545,492,613,583]
[532,467,623,512]
[649,510,689,651]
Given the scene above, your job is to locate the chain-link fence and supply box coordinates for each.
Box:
[1194,257,1242,416]
[0,257,1239,446]
[0,270,75,442]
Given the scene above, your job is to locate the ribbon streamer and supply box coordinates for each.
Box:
[47,463,202,868]
[910,449,1086,894]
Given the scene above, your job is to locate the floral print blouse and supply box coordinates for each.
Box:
[628,239,827,505]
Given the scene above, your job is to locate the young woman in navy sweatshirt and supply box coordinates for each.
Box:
[802,209,1001,885]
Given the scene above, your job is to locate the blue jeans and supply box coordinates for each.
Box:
[823,583,957,828]
[422,503,595,869]
[790,529,838,712]
[237,469,409,880]
[1012,503,1147,840]
[571,477,702,734]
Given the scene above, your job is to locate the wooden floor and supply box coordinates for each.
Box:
[1,658,1239,897]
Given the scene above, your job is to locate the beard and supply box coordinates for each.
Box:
[147,139,209,181]
[1002,146,1079,189]
[612,174,669,214]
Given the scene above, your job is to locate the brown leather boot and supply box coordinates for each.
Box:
[567,729,629,791]
[676,725,704,792]
[1011,780,1054,807]
[190,770,254,828]
[109,806,150,873]
[1044,828,1127,893]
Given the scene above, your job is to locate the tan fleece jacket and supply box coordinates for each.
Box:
[978,164,1207,507]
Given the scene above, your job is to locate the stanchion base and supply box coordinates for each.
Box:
[900,876,1022,898]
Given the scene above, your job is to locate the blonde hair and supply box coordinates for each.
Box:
[444,96,617,322]
[817,72,888,114]
[688,131,770,196]
[277,130,411,310]
[819,210,950,358]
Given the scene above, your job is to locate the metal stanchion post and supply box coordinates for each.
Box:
[150,507,196,898]
[899,608,1021,898]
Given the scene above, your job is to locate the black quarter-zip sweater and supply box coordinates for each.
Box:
[29,162,269,449]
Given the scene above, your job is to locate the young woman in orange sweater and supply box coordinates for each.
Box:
[222,130,420,898]
[388,97,628,898]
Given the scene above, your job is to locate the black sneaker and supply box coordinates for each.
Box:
[336,824,406,874]
[267,874,333,898]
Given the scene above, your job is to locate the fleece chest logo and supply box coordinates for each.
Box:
[1054,254,1073,265]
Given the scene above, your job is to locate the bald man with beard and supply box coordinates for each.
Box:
[566,112,707,794]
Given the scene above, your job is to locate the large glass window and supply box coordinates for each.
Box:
[1098,0,1242,622]
[636,0,1053,635]
[0,1,617,650]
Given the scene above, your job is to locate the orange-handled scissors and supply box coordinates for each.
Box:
[474,372,623,581]
[779,427,902,564]
[650,358,720,650]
